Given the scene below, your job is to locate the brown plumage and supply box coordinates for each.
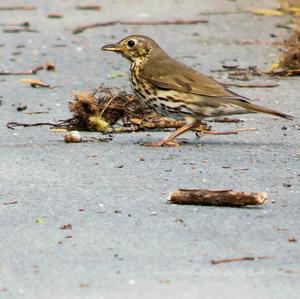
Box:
[102,35,293,146]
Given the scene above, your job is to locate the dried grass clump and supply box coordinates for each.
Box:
[66,85,211,133]
[280,31,300,70]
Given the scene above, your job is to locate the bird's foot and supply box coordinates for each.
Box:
[142,139,182,147]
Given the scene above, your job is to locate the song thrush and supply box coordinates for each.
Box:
[102,35,293,146]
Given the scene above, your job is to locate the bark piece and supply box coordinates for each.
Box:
[169,189,267,207]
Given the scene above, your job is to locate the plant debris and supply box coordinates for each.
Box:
[0,63,54,76]
[48,13,63,19]
[73,19,208,34]
[3,201,18,205]
[276,30,300,75]
[65,85,211,134]
[20,78,54,88]
[16,104,27,112]
[225,83,279,88]
[169,189,267,207]
[0,5,36,11]
[288,236,297,242]
[76,4,101,11]
[211,256,274,265]
[6,85,259,138]
[60,224,72,230]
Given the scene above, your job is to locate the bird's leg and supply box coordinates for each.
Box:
[143,122,197,147]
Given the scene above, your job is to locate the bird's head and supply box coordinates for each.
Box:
[101,35,159,64]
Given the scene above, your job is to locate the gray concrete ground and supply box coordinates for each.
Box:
[0,0,300,298]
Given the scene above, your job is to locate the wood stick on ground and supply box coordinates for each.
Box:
[225,83,279,88]
[73,19,208,34]
[211,256,274,265]
[6,121,62,130]
[169,189,268,207]
[197,127,257,136]
[0,6,36,11]
[0,65,44,76]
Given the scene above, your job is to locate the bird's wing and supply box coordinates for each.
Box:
[140,56,239,99]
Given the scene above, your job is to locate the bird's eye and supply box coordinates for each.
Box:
[127,40,135,47]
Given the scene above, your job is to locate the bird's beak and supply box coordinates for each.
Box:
[101,43,121,52]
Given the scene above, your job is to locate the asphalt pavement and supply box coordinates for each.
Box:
[0,1,299,298]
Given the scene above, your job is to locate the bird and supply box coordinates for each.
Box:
[102,35,293,146]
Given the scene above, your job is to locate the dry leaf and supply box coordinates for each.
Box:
[20,78,52,88]
[88,116,110,132]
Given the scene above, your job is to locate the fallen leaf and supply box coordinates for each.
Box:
[35,217,44,224]
[252,9,284,16]
[20,78,53,88]
[88,116,109,132]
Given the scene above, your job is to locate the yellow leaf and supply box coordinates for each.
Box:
[285,7,300,13]
[88,116,109,132]
[35,217,44,224]
[269,62,281,72]
[20,78,52,88]
[252,9,284,16]
[50,128,67,132]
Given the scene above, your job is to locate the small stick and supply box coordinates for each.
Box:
[76,5,101,10]
[202,130,238,135]
[0,65,44,76]
[24,111,49,115]
[3,201,18,205]
[212,118,243,123]
[200,9,250,15]
[211,256,274,265]
[210,68,247,73]
[3,28,39,33]
[225,83,279,88]
[0,6,36,11]
[198,128,257,135]
[6,121,61,130]
[169,189,267,207]
[73,19,208,34]
[0,21,30,27]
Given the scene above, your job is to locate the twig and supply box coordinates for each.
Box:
[3,28,39,33]
[198,128,257,135]
[211,256,274,265]
[24,111,49,115]
[0,6,36,11]
[76,5,101,11]
[73,19,208,34]
[3,201,18,205]
[212,118,243,123]
[210,68,247,73]
[225,83,279,88]
[99,96,117,119]
[0,65,44,76]
[169,189,268,207]
[6,121,62,130]
[0,21,30,27]
[200,9,250,15]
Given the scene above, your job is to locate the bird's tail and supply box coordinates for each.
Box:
[236,100,294,120]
